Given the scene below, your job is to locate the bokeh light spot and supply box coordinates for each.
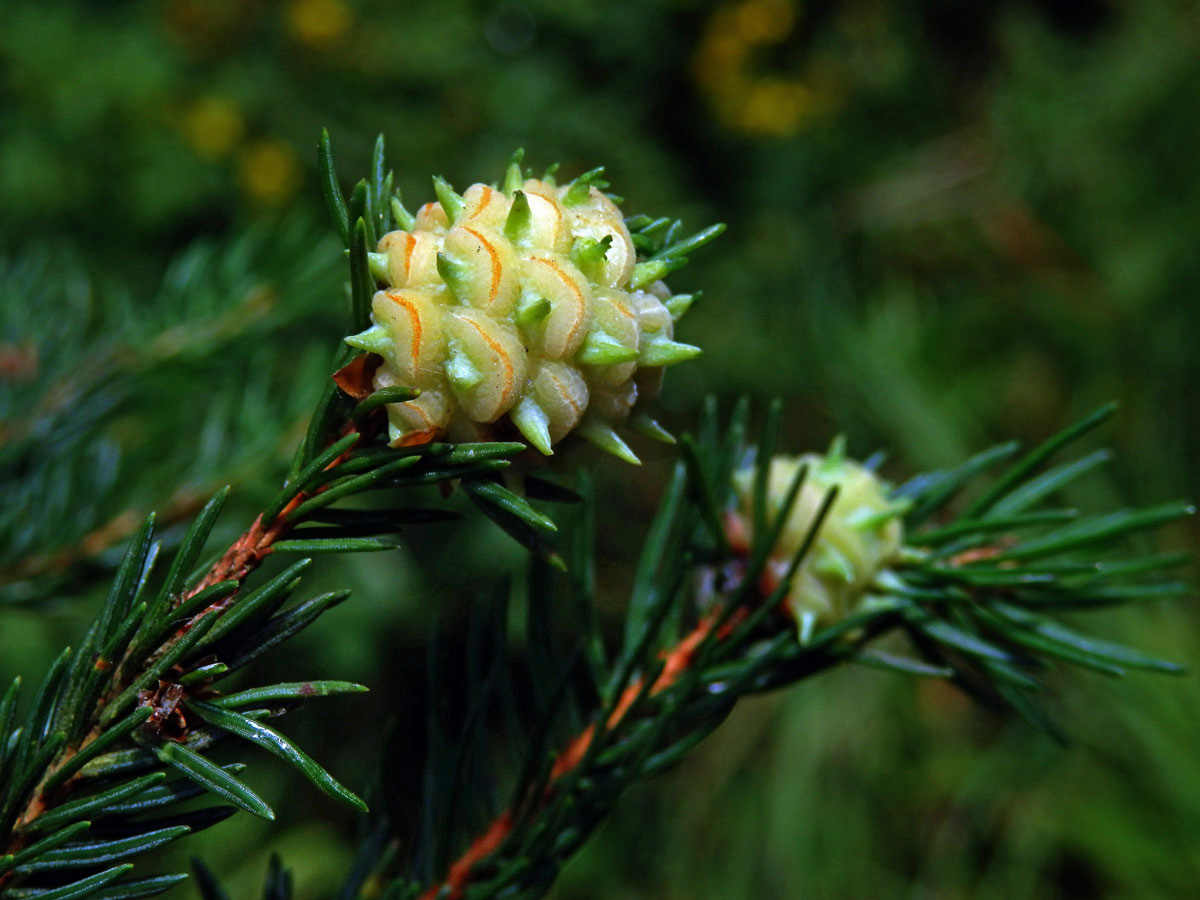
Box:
[239,139,303,205]
[180,96,246,161]
[287,0,353,49]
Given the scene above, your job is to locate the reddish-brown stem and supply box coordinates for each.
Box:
[418,609,743,900]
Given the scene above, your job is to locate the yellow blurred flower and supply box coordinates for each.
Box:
[738,78,816,137]
[180,97,245,162]
[732,0,796,42]
[238,139,303,206]
[693,0,841,138]
[287,0,353,49]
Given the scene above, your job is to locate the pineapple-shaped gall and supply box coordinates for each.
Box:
[727,444,905,641]
[346,160,715,462]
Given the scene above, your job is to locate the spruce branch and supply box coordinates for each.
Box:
[388,401,1190,900]
[3,129,717,898]
[0,220,345,605]
[0,138,574,900]
[0,389,540,892]
[4,131,1190,900]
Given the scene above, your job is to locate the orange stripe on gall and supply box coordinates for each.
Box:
[469,185,495,219]
[385,291,423,371]
[396,233,416,283]
[530,256,586,349]
[546,367,582,418]
[462,226,502,308]
[460,316,515,412]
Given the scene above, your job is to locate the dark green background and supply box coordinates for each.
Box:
[2,1,1198,897]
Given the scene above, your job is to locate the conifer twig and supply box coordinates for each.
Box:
[394,403,1190,900]
[4,427,359,841]
[416,609,753,900]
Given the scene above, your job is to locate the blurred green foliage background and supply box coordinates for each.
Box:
[2,0,1199,897]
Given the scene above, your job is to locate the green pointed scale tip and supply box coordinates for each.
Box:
[577,329,639,365]
[390,195,415,231]
[344,323,393,356]
[630,258,685,291]
[639,337,702,367]
[542,161,560,186]
[665,292,698,321]
[562,166,609,207]
[813,547,856,584]
[436,252,471,303]
[446,345,484,391]
[823,434,848,470]
[432,176,465,223]
[628,411,675,444]
[570,234,613,281]
[514,292,551,327]
[847,501,911,531]
[504,190,532,244]
[578,419,641,465]
[512,398,554,456]
[367,251,389,283]
[796,610,818,645]
[503,148,526,194]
